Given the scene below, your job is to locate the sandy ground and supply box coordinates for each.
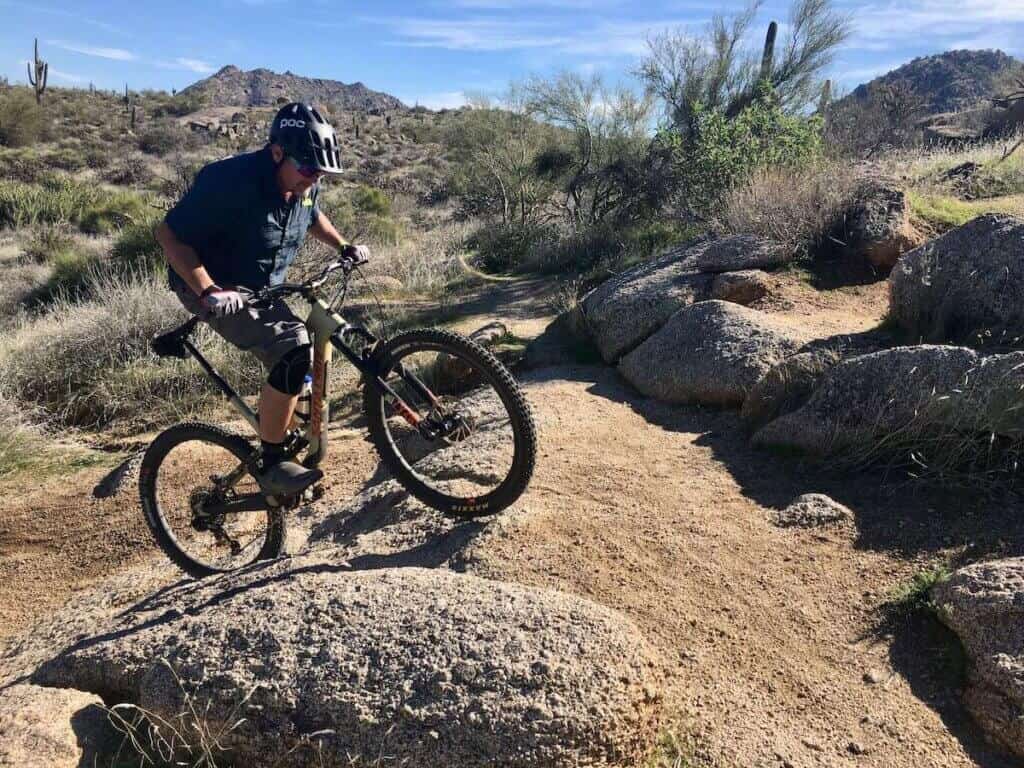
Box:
[2,271,1022,767]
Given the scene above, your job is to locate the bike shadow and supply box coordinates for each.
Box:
[302,479,492,572]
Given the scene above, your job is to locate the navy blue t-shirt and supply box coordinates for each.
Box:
[165,147,321,291]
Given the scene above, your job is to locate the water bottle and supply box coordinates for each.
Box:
[293,374,313,425]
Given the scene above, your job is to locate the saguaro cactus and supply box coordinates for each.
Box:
[760,21,777,82]
[27,38,48,103]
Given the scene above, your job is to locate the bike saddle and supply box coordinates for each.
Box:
[152,316,200,359]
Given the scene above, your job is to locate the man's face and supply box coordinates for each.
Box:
[270,144,324,196]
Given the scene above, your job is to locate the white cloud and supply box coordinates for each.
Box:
[403,90,469,110]
[368,15,700,58]
[849,0,1024,47]
[50,67,88,84]
[48,39,136,61]
[174,58,215,74]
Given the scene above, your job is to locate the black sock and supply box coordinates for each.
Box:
[260,439,286,468]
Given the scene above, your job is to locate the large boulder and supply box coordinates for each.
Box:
[0,684,110,768]
[740,349,841,430]
[753,345,1024,456]
[34,559,663,768]
[933,559,1024,759]
[690,235,789,273]
[580,241,712,364]
[581,235,787,363]
[843,184,924,270]
[618,301,804,406]
[889,214,1024,344]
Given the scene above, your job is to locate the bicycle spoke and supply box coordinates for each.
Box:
[154,439,269,571]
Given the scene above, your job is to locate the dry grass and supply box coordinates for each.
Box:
[836,358,1024,489]
[878,131,1024,199]
[0,269,261,429]
[714,163,866,258]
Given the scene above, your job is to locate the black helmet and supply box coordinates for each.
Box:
[269,102,343,174]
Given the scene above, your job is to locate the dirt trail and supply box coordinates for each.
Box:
[2,273,1021,767]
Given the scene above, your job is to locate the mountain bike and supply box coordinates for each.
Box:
[141,256,537,579]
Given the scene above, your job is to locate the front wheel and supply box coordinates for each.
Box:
[363,328,537,517]
[139,422,285,579]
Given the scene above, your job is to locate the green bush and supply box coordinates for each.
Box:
[112,216,163,272]
[0,176,103,229]
[0,89,44,148]
[79,191,151,235]
[466,221,558,273]
[661,88,824,219]
[320,185,402,246]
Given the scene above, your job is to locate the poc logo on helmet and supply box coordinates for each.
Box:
[280,119,306,128]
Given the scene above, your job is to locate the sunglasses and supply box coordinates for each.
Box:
[288,156,324,180]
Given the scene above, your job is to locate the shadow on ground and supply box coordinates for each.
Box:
[524,360,1024,767]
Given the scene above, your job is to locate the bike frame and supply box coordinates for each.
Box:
[179,287,441,477]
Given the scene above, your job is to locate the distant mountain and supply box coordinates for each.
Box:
[840,49,1023,115]
[179,65,407,113]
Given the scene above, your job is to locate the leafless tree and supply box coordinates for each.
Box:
[522,72,654,226]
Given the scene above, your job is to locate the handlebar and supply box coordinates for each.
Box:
[247,255,369,305]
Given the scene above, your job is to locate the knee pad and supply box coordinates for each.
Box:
[267,345,311,395]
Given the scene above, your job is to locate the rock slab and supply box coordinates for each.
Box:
[933,558,1024,759]
[581,235,786,363]
[889,214,1024,343]
[34,559,663,768]
[754,345,1024,456]
[771,494,853,528]
[0,684,109,768]
[618,301,803,406]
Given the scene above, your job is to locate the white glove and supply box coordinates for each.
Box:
[200,286,245,318]
[340,244,370,262]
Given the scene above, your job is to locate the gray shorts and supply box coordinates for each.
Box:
[173,284,309,371]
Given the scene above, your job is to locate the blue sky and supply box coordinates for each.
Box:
[3,0,1024,109]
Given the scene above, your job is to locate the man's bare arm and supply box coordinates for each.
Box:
[309,211,349,251]
[155,221,216,296]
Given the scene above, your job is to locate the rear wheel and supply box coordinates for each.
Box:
[139,422,285,579]
[363,328,537,517]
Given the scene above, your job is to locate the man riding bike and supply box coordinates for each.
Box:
[155,102,368,498]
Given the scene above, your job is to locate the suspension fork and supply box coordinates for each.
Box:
[330,330,441,429]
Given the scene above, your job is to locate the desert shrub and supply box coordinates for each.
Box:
[467,217,694,276]
[0,261,49,322]
[0,148,46,183]
[320,185,402,246]
[150,93,204,118]
[79,191,151,234]
[661,92,825,220]
[466,221,558,273]
[23,226,77,263]
[138,120,188,156]
[103,155,154,186]
[0,89,44,148]
[0,270,260,428]
[716,163,865,258]
[83,145,110,169]
[45,145,89,172]
[112,214,164,272]
[0,176,103,229]
[43,248,101,298]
